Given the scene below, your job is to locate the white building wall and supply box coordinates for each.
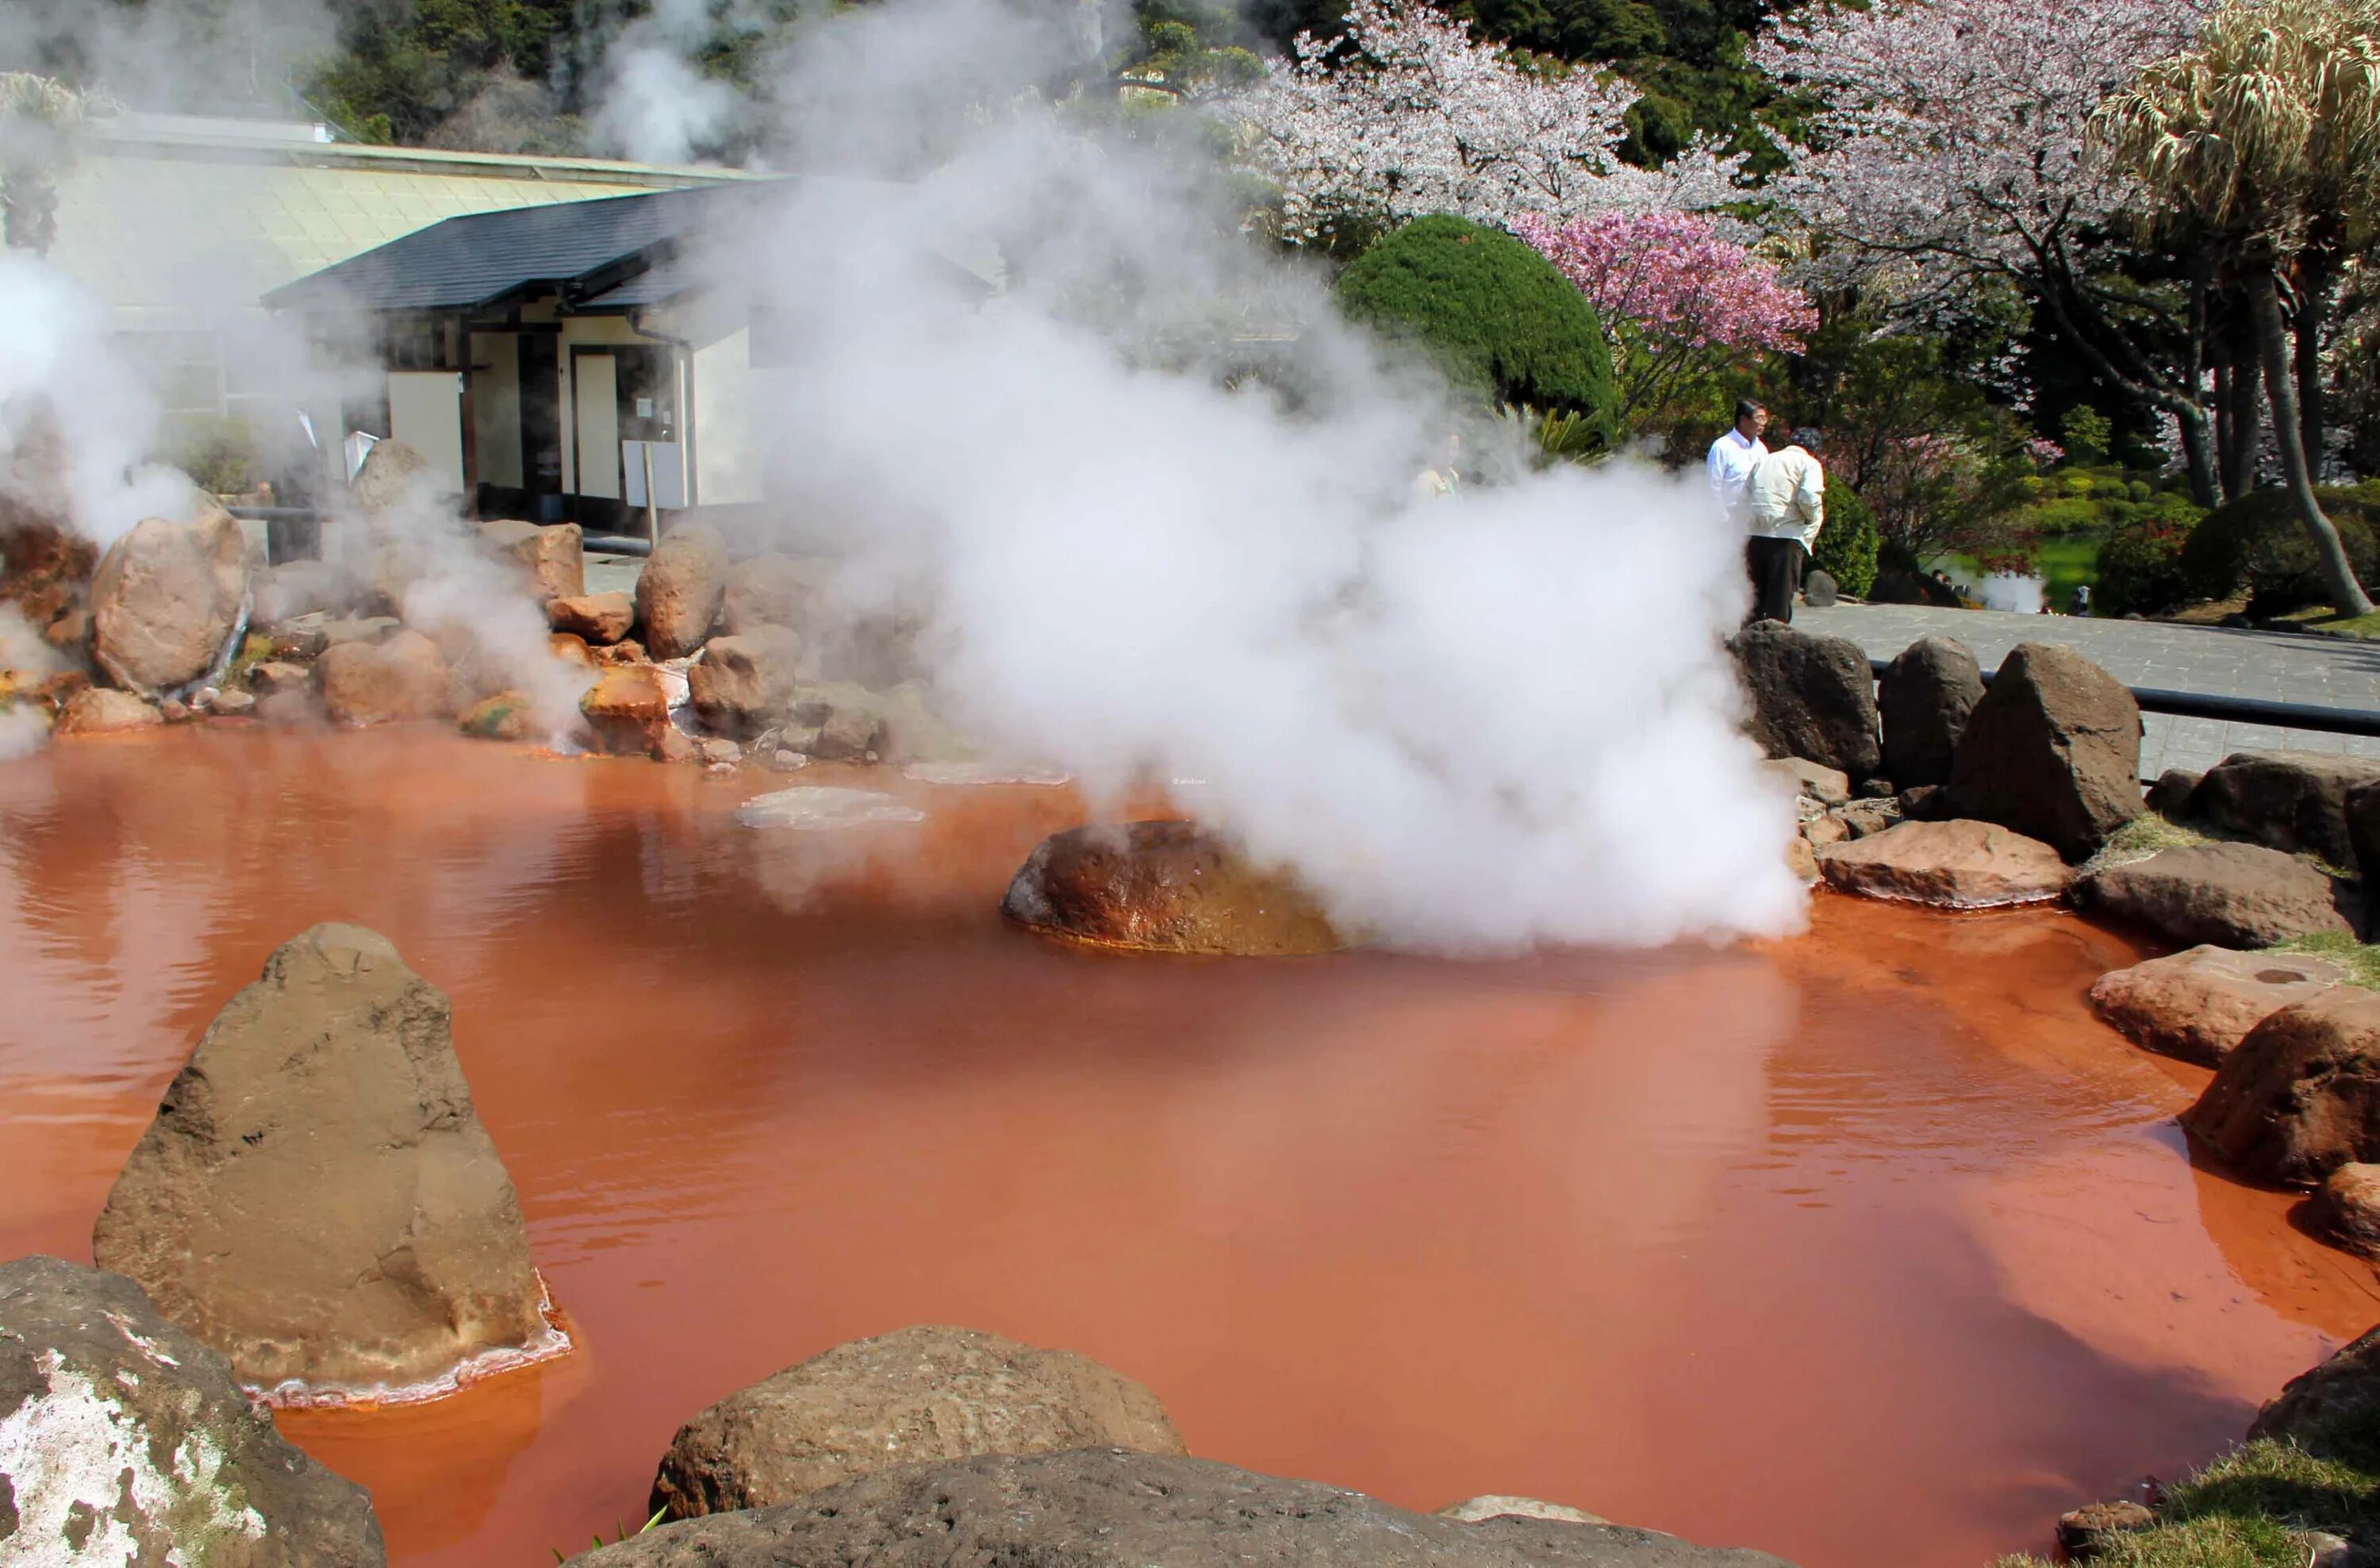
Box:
[691,328,760,506]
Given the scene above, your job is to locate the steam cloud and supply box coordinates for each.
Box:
[678,0,1808,949]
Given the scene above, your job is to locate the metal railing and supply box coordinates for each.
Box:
[1866,657,2380,740]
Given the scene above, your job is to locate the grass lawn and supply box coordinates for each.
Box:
[1995,1437,2380,1568]
[2274,605,2380,639]
[2035,534,2101,610]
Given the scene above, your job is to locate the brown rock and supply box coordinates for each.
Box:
[688,628,802,739]
[43,604,89,651]
[1837,803,1898,838]
[248,660,312,700]
[1758,756,1850,806]
[651,1324,1186,1520]
[0,1255,387,1566]
[1,517,97,630]
[548,632,596,668]
[721,551,827,637]
[1816,819,2071,909]
[2252,1321,2380,1453]
[635,524,729,659]
[1784,833,1818,885]
[2147,767,2203,821]
[582,665,674,757]
[2347,779,2380,887]
[2182,987,2380,1184]
[91,924,551,1391]
[90,512,249,694]
[345,438,437,521]
[2089,945,2350,1066]
[1801,815,1849,849]
[589,1450,1791,1568]
[808,703,881,762]
[459,690,536,742]
[1729,621,1881,779]
[54,686,164,736]
[548,591,635,644]
[2056,1501,2154,1559]
[1946,644,2141,861]
[1003,821,1341,955]
[2308,1163,2380,1258]
[478,519,583,602]
[593,638,648,667]
[2075,843,2356,949]
[1438,1497,1609,1526]
[1878,636,1983,789]
[203,688,255,717]
[2190,751,2380,867]
[316,629,451,726]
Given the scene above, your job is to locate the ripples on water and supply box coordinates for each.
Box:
[0,725,2374,1568]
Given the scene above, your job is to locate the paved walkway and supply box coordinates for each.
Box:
[1798,602,2380,778]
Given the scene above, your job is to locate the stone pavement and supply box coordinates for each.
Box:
[1797,601,2380,779]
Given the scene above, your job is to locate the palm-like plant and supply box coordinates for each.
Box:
[2094,0,2380,616]
[0,73,85,256]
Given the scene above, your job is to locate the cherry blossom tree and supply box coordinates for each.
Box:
[1753,0,2221,499]
[1230,0,1741,247]
[1514,209,1815,421]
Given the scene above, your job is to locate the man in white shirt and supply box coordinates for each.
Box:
[1706,399,1768,528]
[1745,428,1828,624]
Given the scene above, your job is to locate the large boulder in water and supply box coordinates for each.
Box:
[1003,821,1341,955]
[0,1255,386,1566]
[636,525,730,659]
[1877,636,1982,789]
[589,1450,1795,1568]
[1814,818,2069,909]
[688,628,802,739]
[549,591,636,645]
[91,924,552,1393]
[650,1325,1186,1520]
[721,552,827,639]
[582,664,676,757]
[90,509,248,695]
[2074,843,2356,949]
[2189,751,2380,868]
[2088,944,2350,1067]
[1729,622,1881,781]
[478,520,584,604]
[53,686,164,736]
[1944,643,2140,861]
[316,628,452,726]
[2181,986,2380,1185]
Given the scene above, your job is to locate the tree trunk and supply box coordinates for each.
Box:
[2248,264,2370,616]
[2296,246,2335,482]
[2220,346,2263,502]
[2175,399,2217,512]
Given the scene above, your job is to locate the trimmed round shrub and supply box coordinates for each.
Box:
[2094,513,2197,617]
[1336,215,1616,440]
[1811,477,1879,598]
[2181,482,2380,612]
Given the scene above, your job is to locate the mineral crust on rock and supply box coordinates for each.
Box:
[91,924,554,1393]
[0,1255,386,1566]
[650,1324,1185,1519]
[1003,820,1341,955]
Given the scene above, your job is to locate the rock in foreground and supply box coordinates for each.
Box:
[1878,636,1983,790]
[1814,819,2069,909]
[53,686,164,736]
[0,1254,386,1566]
[636,524,730,659]
[2308,1163,2380,1259]
[91,924,552,1393]
[317,629,451,726]
[2088,945,2348,1066]
[1003,821,1341,955]
[2251,1321,2380,1451]
[651,1324,1185,1519]
[2182,986,2380,1186]
[1729,622,1880,780]
[589,1450,1792,1567]
[1946,643,2140,861]
[2190,751,2380,868]
[2075,843,2356,949]
[90,509,248,695]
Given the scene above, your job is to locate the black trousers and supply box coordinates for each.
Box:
[1745,536,1806,625]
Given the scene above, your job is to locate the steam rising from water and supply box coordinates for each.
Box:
[670,0,1806,949]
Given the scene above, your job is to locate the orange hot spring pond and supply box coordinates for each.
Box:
[4,724,2377,1567]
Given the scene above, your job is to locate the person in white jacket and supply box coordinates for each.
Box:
[1745,428,1827,624]
[1705,399,1768,528]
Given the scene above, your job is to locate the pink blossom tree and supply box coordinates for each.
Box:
[1752,0,2221,498]
[1514,209,1816,423]
[1230,0,1742,248]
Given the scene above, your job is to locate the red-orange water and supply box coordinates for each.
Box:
[5,725,2378,1568]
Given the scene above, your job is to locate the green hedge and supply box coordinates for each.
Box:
[1811,478,1878,597]
[1337,215,1616,440]
[2182,482,2380,612]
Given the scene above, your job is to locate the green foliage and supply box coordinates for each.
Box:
[2093,504,2201,616]
[1993,1437,2380,1568]
[1810,476,1876,595]
[171,414,258,496]
[551,1506,666,1564]
[2182,482,2380,613]
[2060,405,2113,467]
[1338,215,1617,436]
[2275,932,2380,990]
[1497,402,1610,467]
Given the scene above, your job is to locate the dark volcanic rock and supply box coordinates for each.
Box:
[1003,821,1341,955]
[0,1254,386,1566]
[2190,751,2380,867]
[2147,767,2202,820]
[2182,986,2380,1185]
[2075,843,2356,949]
[1945,643,2141,861]
[636,525,730,659]
[2088,945,2349,1067]
[2252,1321,2380,1452]
[1877,636,1983,789]
[1729,621,1881,780]
[651,1325,1185,1520]
[91,924,551,1393]
[2345,780,2380,887]
[589,1449,1794,1568]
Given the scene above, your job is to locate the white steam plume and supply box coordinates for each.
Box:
[585,0,761,165]
[654,0,1806,951]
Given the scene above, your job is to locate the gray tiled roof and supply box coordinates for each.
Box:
[261,180,777,313]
